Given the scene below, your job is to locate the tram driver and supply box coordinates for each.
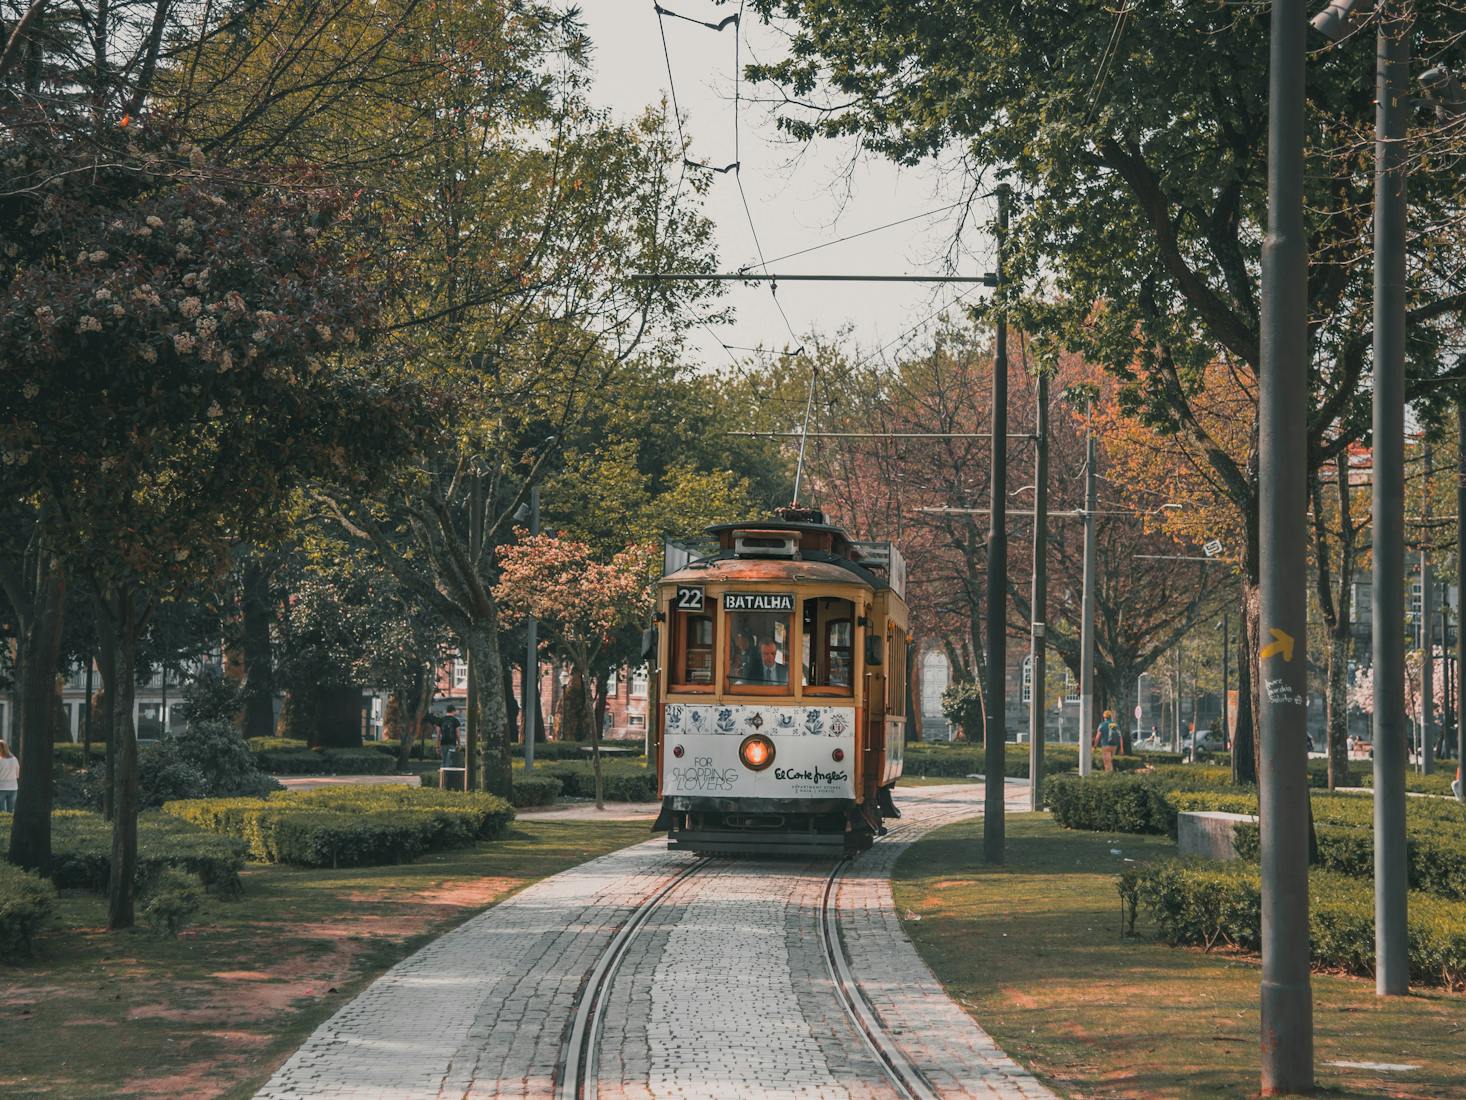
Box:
[728,611,789,685]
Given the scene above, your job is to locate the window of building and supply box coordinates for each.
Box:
[727,606,792,691]
[1021,654,1032,704]
[606,667,620,696]
[799,596,854,695]
[630,665,649,698]
[452,659,468,690]
[627,713,646,728]
[1064,673,1080,703]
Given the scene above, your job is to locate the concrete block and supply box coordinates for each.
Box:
[1176,810,1257,862]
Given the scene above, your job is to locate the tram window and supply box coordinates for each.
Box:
[674,612,715,688]
[727,611,790,688]
[800,597,854,694]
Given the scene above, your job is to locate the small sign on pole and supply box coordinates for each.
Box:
[1204,538,1224,558]
[1134,704,1142,721]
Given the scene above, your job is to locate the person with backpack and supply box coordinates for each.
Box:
[1093,710,1123,772]
[439,705,462,767]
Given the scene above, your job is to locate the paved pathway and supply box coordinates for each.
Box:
[255,783,1051,1100]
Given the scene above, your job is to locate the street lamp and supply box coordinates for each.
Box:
[512,486,541,772]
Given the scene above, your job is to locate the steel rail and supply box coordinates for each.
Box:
[557,857,710,1100]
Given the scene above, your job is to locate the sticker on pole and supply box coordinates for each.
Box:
[1203,538,1223,558]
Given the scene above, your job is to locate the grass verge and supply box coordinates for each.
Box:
[2,819,649,1100]
[893,814,1464,1099]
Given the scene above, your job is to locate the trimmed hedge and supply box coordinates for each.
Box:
[904,741,1184,779]
[1120,860,1466,990]
[509,776,563,808]
[1047,767,1236,835]
[0,810,246,895]
[246,737,307,752]
[1229,820,1466,902]
[513,740,646,761]
[535,761,658,802]
[0,862,58,957]
[252,747,400,775]
[164,786,515,868]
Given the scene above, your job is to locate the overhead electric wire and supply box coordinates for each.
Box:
[737,201,969,272]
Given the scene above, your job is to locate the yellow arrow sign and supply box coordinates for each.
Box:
[1260,627,1295,662]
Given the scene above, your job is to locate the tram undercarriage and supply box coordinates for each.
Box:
[654,792,898,857]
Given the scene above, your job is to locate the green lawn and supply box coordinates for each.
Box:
[3,819,649,1100]
[894,814,1464,1099]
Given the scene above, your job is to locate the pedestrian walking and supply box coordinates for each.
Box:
[0,739,18,812]
[439,705,462,767]
[1093,710,1122,773]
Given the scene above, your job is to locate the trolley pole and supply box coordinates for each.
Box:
[1258,0,1313,1091]
[524,485,540,772]
[1028,371,1049,811]
[1372,1,1411,998]
[1077,433,1097,777]
[983,185,1010,863]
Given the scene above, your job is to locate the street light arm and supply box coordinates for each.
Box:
[1310,0,1372,44]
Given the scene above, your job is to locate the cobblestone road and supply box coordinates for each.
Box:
[255,782,1052,1100]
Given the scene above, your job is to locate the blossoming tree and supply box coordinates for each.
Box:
[495,535,656,808]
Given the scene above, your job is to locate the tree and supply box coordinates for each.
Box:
[0,138,409,923]
[496,535,654,808]
[743,0,1466,763]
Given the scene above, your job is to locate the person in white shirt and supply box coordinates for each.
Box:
[0,740,18,813]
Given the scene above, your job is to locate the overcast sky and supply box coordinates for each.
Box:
[581,2,997,371]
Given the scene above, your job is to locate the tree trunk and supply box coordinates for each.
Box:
[240,556,276,741]
[106,589,141,931]
[593,667,610,741]
[1234,584,1259,784]
[6,557,65,872]
[315,684,364,748]
[1325,626,1350,789]
[95,613,117,820]
[575,651,604,809]
[463,622,511,797]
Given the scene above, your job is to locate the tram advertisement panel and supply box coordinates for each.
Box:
[661,703,856,799]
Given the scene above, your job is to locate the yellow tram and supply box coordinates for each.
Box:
[650,508,908,856]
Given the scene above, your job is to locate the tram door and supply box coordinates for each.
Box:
[863,618,888,806]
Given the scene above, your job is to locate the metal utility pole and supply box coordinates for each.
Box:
[984,184,1010,864]
[1258,0,1314,1090]
[1458,395,1466,796]
[1028,372,1049,811]
[1078,433,1098,776]
[524,485,540,772]
[1422,446,1435,776]
[1371,2,1411,998]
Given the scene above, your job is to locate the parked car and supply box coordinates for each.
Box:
[1181,728,1227,754]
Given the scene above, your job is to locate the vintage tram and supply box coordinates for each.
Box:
[649,508,908,856]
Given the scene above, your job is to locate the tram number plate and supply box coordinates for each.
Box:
[674,585,705,612]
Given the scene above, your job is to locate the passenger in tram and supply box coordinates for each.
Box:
[729,630,754,680]
[748,640,788,684]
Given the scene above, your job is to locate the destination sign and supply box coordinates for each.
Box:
[724,592,794,613]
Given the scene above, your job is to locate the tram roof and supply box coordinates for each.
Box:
[661,554,880,590]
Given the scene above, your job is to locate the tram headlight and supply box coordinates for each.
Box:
[831,748,845,762]
[739,734,775,771]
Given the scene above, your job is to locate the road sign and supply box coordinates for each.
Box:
[1134,704,1142,720]
[1204,538,1224,558]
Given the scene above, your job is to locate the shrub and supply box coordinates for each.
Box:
[509,776,562,808]
[163,786,515,867]
[0,863,57,957]
[137,744,210,807]
[1120,860,1466,990]
[174,668,241,726]
[901,741,1184,779]
[511,740,645,761]
[0,811,245,895]
[167,719,282,798]
[141,868,204,937]
[1047,773,1174,834]
[939,680,983,741]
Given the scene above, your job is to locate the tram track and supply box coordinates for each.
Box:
[556,802,977,1100]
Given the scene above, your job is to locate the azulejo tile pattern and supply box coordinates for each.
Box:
[663,703,854,739]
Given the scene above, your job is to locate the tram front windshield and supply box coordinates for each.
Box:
[728,610,790,685]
